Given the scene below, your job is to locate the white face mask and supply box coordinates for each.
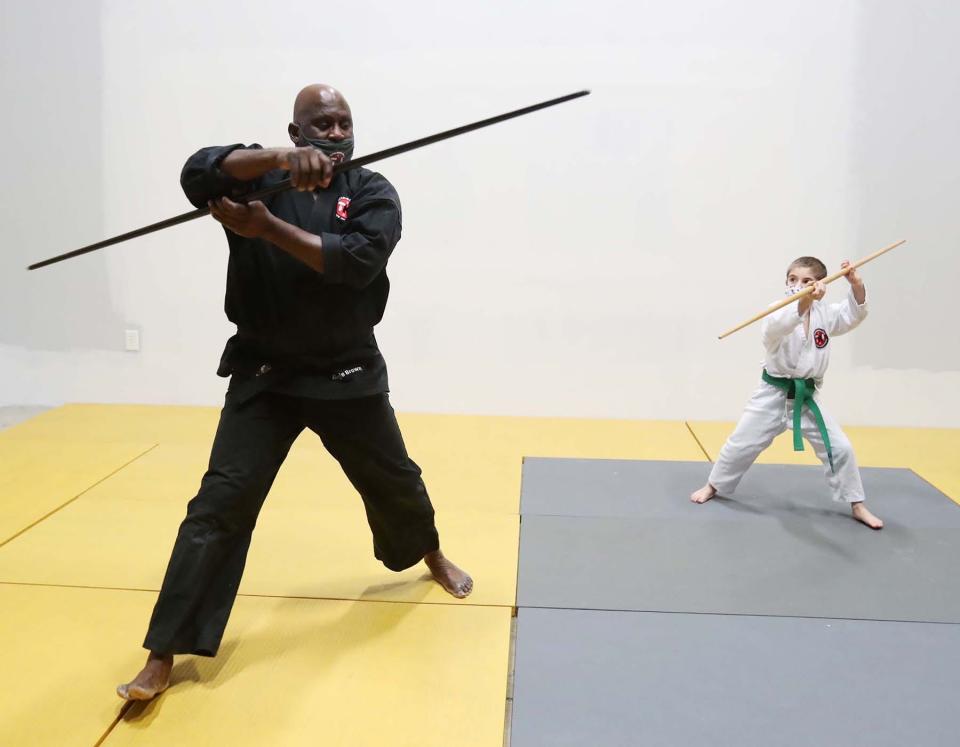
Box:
[784,283,805,297]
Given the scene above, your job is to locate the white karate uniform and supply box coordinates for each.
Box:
[709,287,869,503]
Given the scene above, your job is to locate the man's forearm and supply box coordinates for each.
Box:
[262,215,325,273]
[221,148,284,181]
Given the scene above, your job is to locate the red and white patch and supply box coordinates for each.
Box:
[335,196,351,221]
[813,328,829,349]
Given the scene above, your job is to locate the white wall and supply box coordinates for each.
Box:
[2,0,958,426]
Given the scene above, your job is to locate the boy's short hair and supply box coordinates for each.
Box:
[788,256,828,280]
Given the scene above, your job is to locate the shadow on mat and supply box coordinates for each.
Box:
[119,581,429,726]
[711,496,767,515]
[713,495,856,559]
[120,639,242,724]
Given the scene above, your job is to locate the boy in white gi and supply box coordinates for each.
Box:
[690,256,884,530]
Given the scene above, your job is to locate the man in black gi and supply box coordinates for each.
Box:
[117,84,472,701]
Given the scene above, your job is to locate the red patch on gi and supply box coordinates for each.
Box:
[814,328,829,349]
[335,196,351,221]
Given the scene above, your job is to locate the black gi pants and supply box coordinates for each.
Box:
[142,390,440,657]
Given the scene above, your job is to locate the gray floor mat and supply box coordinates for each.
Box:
[517,460,960,622]
[511,607,960,747]
[520,458,960,527]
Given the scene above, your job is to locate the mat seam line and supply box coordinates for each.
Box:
[684,421,714,462]
[0,443,160,550]
[0,580,515,609]
[513,604,960,626]
[907,466,960,507]
[505,457,527,747]
[92,701,134,747]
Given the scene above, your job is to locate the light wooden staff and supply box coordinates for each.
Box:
[717,239,906,340]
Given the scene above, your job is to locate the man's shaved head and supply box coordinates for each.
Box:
[292,84,349,122]
[288,84,355,163]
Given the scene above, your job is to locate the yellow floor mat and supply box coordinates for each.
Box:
[0,495,518,607]
[910,469,960,505]
[843,426,960,505]
[841,426,960,469]
[400,414,707,513]
[398,412,708,462]
[0,584,512,747]
[0,438,155,545]
[0,584,154,747]
[74,436,519,516]
[0,403,220,445]
[5,406,707,516]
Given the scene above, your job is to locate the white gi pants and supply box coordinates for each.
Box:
[708,382,865,503]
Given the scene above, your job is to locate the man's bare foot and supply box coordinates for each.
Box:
[424,549,473,599]
[690,483,717,504]
[116,652,173,701]
[852,502,884,530]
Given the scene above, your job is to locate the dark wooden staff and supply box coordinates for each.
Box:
[29,90,590,270]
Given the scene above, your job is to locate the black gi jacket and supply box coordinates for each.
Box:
[181,144,401,401]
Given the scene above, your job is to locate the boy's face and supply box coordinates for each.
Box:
[786,264,820,288]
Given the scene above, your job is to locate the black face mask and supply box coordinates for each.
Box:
[295,124,354,164]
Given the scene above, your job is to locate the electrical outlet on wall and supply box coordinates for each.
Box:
[125,328,141,352]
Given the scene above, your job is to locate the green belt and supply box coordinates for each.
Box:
[761,369,834,472]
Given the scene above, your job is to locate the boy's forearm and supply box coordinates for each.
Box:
[851,281,866,305]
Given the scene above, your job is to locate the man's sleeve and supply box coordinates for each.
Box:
[320,175,402,289]
[180,143,263,208]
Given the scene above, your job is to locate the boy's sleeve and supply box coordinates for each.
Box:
[761,302,805,350]
[827,287,869,336]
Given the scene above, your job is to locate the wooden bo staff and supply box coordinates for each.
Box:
[28,89,591,271]
[717,239,906,340]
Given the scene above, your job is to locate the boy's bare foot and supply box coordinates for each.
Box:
[117,652,173,701]
[690,483,717,504]
[424,549,473,599]
[852,502,884,530]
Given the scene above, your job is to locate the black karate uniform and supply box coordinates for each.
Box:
[143,145,440,657]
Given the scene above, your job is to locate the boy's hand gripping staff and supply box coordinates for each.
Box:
[717,239,906,340]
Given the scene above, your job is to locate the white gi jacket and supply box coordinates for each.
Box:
[761,287,869,385]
